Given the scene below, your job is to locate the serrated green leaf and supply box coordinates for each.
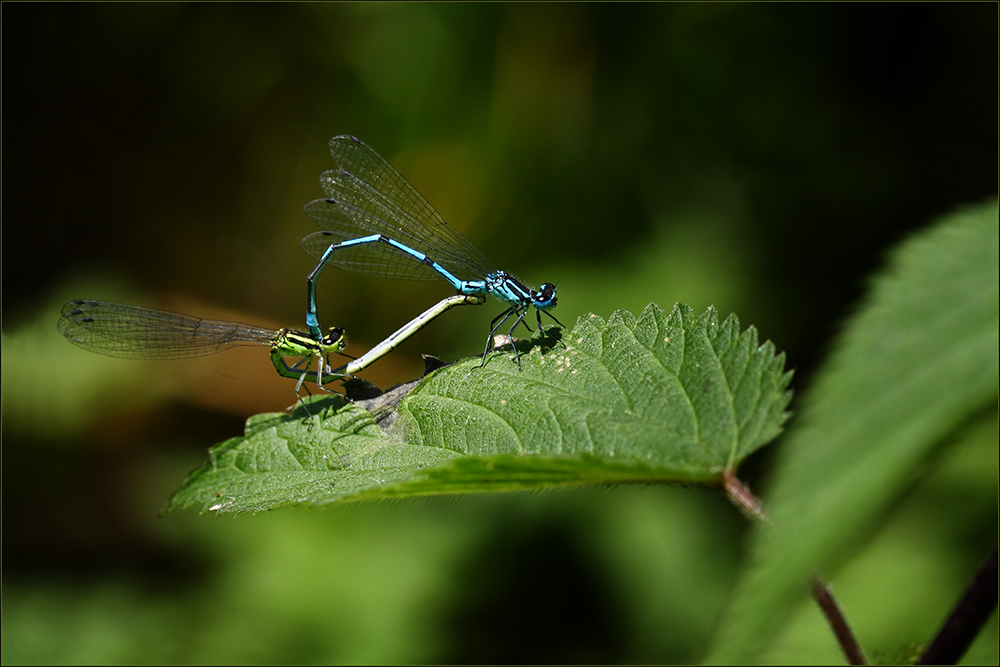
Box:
[708,199,1000,663]
[165,303,792,513]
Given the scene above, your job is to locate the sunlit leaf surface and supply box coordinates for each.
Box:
[166,303,792,513]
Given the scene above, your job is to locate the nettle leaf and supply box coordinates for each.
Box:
[165,303,792,513]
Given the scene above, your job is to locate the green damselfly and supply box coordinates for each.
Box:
[58,299,347,394]
[58,294,486,395]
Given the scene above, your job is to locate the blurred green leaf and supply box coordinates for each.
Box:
[708,199,1000,663]
[166,303,793,513]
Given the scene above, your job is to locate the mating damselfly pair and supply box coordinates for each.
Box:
[59,135,563,403]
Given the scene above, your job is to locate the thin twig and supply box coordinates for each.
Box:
[722,469,767,522]
[723,469,867,664]
[811,577,868,665]
[918,544,998,665]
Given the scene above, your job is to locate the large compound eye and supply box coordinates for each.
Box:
[324,326,344,346]
[534,283,557,308]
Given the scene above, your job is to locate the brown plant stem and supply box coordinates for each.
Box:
[722,469,867,664]
[918,544,998,665]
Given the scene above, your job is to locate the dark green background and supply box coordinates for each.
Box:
[3,4,996,663]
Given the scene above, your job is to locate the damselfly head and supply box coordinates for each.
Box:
[534,283,558,310]
[323,327,346,348]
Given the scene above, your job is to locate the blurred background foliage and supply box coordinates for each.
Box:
[2,3,996,663]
